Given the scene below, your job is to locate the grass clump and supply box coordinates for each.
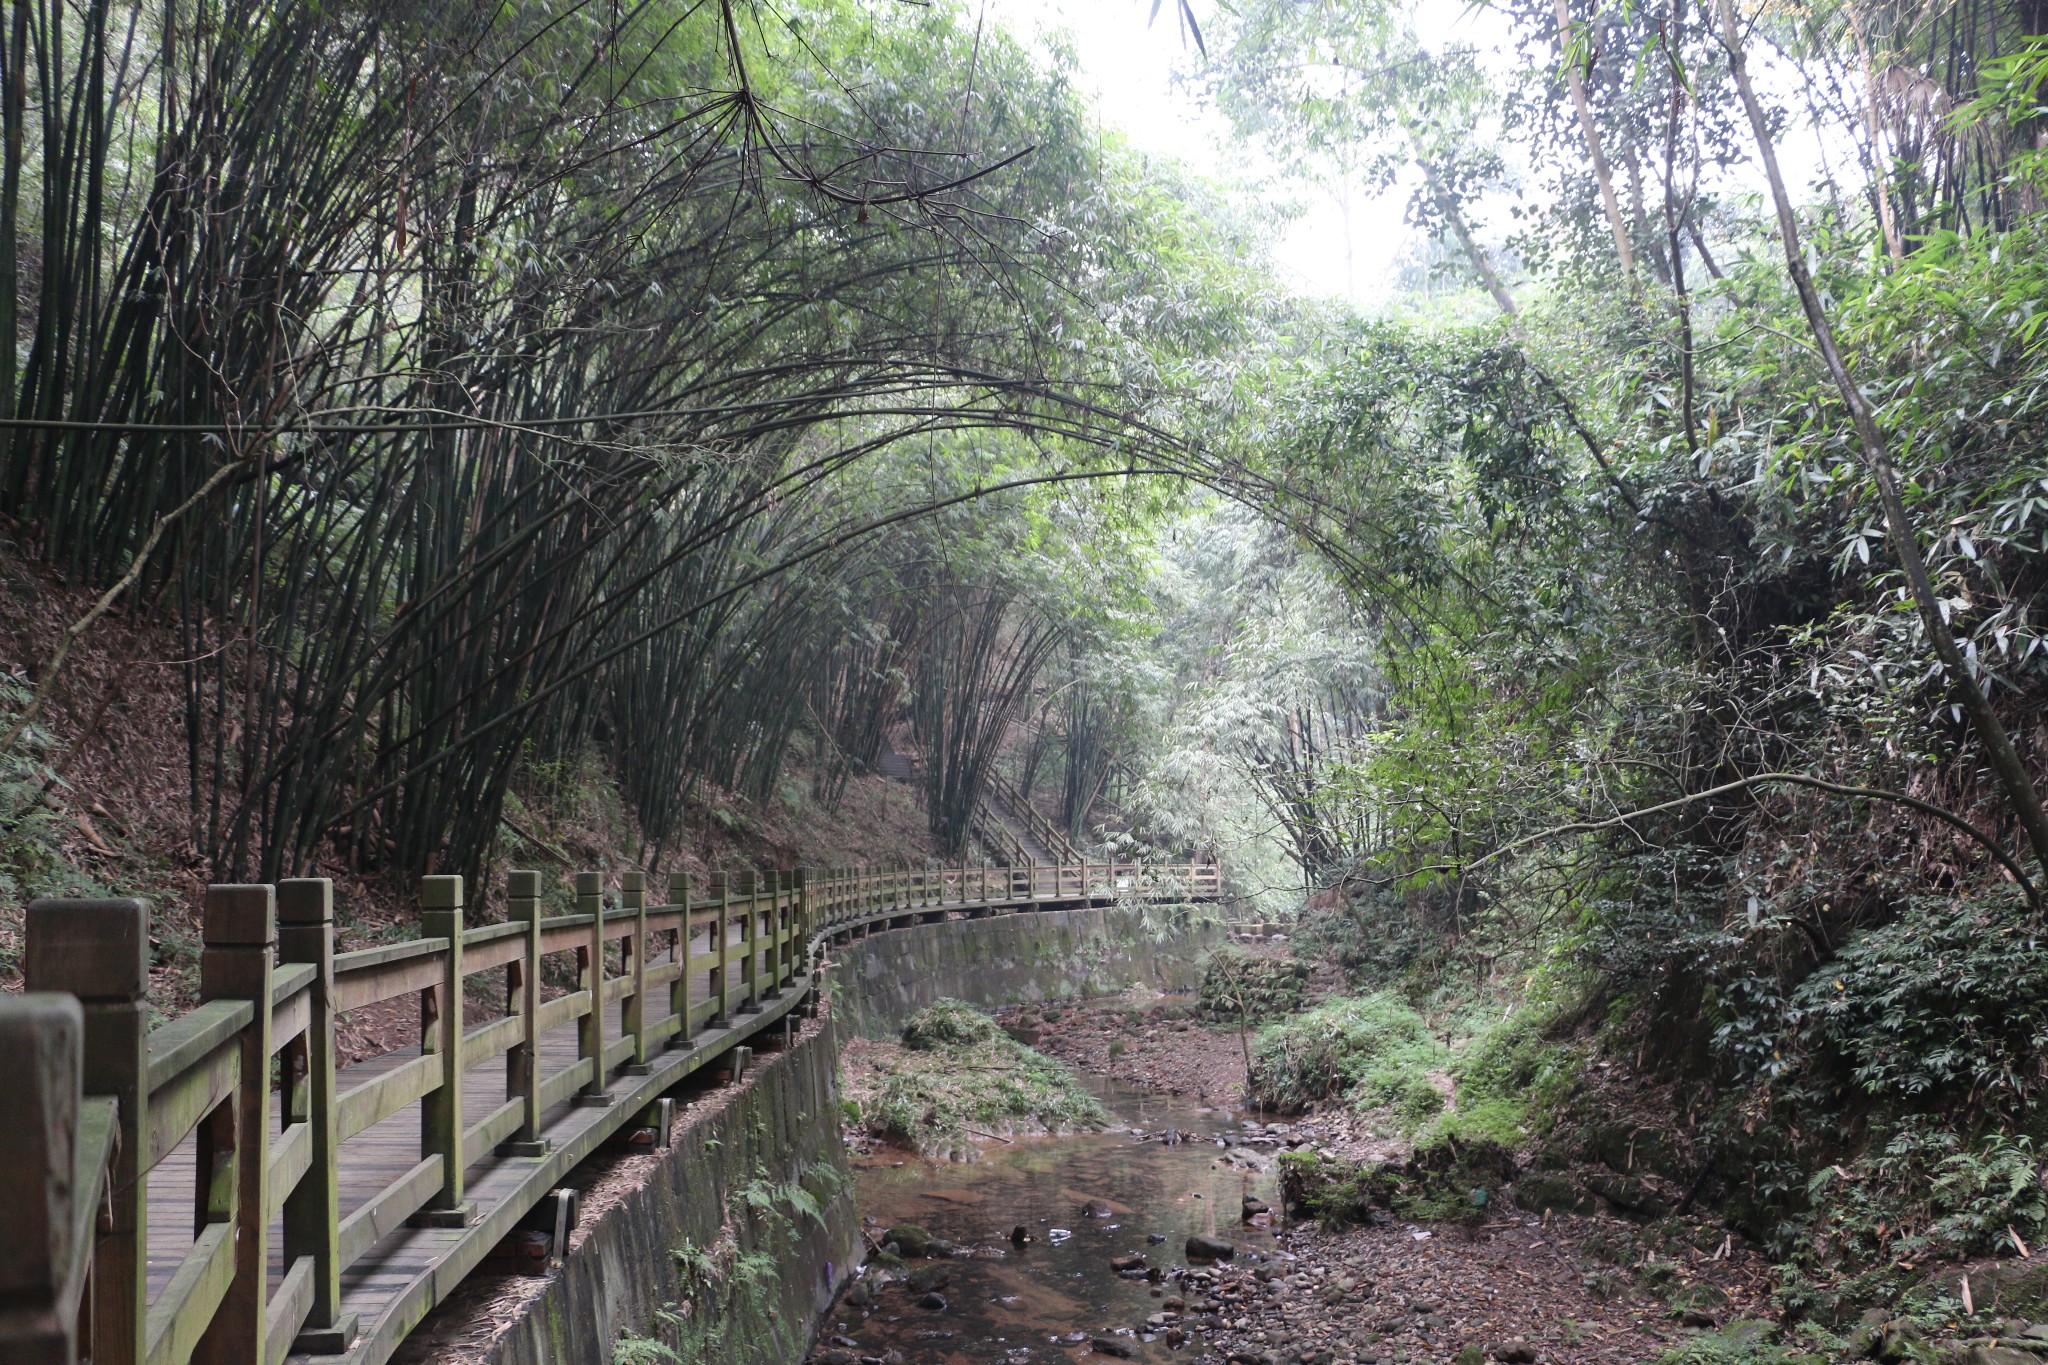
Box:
[901,997,1003,1050]
[868,999,1107,1161]
[1248,993,1447,1115]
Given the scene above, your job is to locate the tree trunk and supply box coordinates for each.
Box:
[1420,158,1517,315]
[1555,0,1637,280]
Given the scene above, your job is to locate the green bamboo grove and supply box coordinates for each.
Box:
[0,0,1210,888]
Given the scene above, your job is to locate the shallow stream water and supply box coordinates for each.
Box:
[839,1079,1285,1365]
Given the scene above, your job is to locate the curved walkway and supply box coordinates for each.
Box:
[4,862,1220,1365]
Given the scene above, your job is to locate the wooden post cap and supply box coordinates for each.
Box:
[0,993,82,1300]
[276,878,334,925]
[574,871,603,897]
[203,884,277,945]
[421,875,464,910]
[668,872,690,899]
[25,897,149,999]
[508,870,542,898]
[619,871,645,892]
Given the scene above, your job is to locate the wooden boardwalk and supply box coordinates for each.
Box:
[8,862,1224,1365]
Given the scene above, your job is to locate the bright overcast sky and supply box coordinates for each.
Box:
[972,0,1836,312]
[974,0,1517,309]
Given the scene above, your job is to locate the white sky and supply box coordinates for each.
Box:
[975,0,1514,308]
[973,0,1841,311]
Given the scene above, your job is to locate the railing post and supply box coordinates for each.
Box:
[621,871,650,1073]
[504,871,549,1158]
[778,869,795,988]
[0,992,84,1363]
[27,898,148,1365]
[792,869,809,986]
[25,897,148,1365]
[575,872,611,1105]
[670,872,694,1049]
[194,884,274,1363]
[415,875,472,1224]
[739,870,760,1011]
[708,871,730,1028]
[277,879,358,1352]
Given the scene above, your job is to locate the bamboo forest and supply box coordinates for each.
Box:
[10,1,2048,1363]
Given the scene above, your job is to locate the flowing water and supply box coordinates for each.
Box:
[839,1079,1284,1365]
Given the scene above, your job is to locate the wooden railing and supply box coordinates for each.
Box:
[982,769,1085,865]
[0,859,1221,1365]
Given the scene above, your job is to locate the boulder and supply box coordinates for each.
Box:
[906,1265,951,1294]
[1091,1339,1135,1358]
[884,1224,935,1257]
[1081,1199,1116,1219]
[1187,1234,1237,1261]
[917,1292,948,1311]
[1110,1254,1148,1272]
[1490,1341,1537,1363]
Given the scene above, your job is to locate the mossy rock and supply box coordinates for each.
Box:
[1583,1172,1673,1218]
[1929,1260,2048,1319]
[1512,1175,1599,1215]
[884,1224,935,1257]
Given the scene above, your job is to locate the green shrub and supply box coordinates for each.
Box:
[1786,888,2048,1126]
[1804,1124,2048,1266]
[1248,993,1447,1114]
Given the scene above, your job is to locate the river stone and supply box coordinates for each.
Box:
[1490,1341,1537,1363]
[1082,1199,1116,1219]
[1091,1338,1135,1358]
[1188,1234,1237,1261]
[906,1266,951,1294]
[886,1224,936,1257]
[1243,1197,1270,1217]
[917,1292,948,1311]
[1111,1254,1148,1272]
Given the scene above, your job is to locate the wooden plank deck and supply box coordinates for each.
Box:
[144,917,779,1361]
[129,871,1215,1364]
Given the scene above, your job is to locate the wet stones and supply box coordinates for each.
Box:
[1081,1199,1116,1219]
[904,1265,950,1295]
[1110,1253,1148,1272]
[1090,1337,1135,1358]
[1188,1234,1237,1261]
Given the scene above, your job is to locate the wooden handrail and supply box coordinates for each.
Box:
[5,858,1223,1364]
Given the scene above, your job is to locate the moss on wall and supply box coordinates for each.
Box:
[486,1019,862,1365]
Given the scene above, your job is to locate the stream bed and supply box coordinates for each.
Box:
[836,1079,1285,1365]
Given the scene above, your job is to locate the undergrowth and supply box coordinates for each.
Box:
[865,999,1107,1160]
[1248,993,1447,1118]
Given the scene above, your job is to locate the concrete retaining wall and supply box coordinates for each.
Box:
[829,903,1224,1038]
[480,1017,862,1365]
[447,903,1218,1365]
